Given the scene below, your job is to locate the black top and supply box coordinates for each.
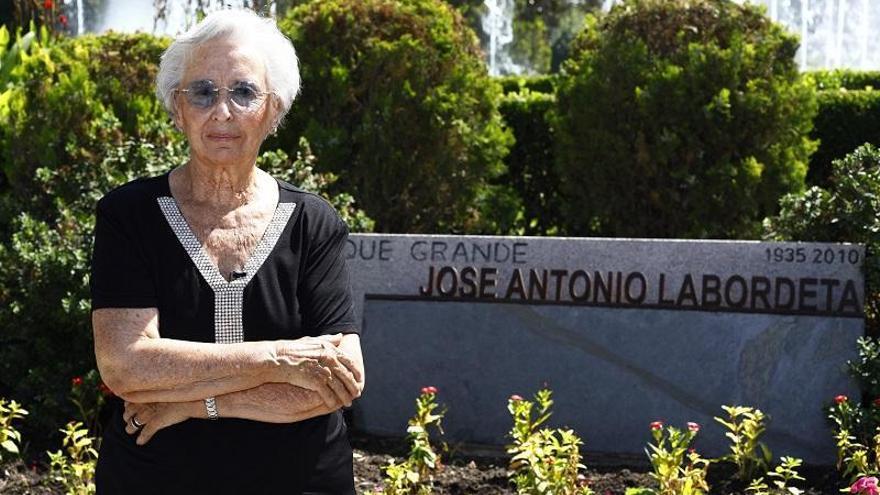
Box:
[90,171,358,494]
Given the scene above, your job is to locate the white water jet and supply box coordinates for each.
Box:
[602,0,880,70]
[481,0,521,76]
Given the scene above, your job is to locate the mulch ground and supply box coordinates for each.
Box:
[0,431,845,494]
[350,432,844,494]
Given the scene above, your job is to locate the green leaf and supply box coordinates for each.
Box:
[1,439,19,454]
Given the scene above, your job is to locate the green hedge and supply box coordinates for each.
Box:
[808,69,880,91]
[810,89,880,186]
[497,74,556,95]
[498,89,559,235]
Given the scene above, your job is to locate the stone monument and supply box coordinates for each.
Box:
[345,234,864,464]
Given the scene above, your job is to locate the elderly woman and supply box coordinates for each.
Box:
[89,9,364,494]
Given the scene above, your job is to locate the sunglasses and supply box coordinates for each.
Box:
[175,80,273,113]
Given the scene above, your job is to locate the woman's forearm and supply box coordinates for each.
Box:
[214,383,334,423]
[110,337,281,404]
[94,309,361,407]
[95,307,280,402]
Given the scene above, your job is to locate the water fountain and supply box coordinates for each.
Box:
[601,0,880,70]
[481,0,521,76]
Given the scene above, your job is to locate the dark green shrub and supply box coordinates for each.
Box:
[277,0,513,233]
[807,69,880,91]
[498,74,556,95]
[554,0,817,238]
[764,143,880,334]
[498,89,560,234]
[809,89,880,186]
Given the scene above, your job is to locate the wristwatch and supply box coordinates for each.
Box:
[204,397,219,420]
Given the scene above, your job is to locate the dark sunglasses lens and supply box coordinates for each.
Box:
[230,86,258,107]
[186,83,217,108]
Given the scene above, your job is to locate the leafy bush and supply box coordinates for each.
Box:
[47,421,97,495]
[498,74,556,95]
[506,389,593,495]
[809,90,880,186]
[825,338,880,483]
[0,398,28,463]
[371,386,446,495]
[257,139,375,233]
[278,0,513,233]
[554,0,816,238]
[764,144,880,333]
[745,457,806,495]
[714,405,772,482]
[643,421,709,495]
[498,89,560,234]
[808,70,880,91]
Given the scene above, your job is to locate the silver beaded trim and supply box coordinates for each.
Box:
[157,196,296,344]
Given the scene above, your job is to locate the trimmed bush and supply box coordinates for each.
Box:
[554,0,817,238]
[808,69,880,91]
[498,74,556,95]
[498,89,560,234]
[764,143,880,334]
[277,0,513,233]
[810,89,880,186]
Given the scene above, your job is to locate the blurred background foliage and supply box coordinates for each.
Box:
[1,0,880,455]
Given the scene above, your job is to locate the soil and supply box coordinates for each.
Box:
[349,432,845,495]
[0,432,846,494]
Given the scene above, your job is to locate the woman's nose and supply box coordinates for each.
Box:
[210,96,233,121]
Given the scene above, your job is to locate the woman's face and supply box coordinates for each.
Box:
[173,36,280,168]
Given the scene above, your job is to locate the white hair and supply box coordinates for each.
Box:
[155,8,300,124]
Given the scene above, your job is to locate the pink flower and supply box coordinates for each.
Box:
[71,376,83,387]
[420,386,437,395]
[509,394,523,401]
[650,421,663,430]
[851,476,880,495]
[687,422,700,433]
[836,394,849,404]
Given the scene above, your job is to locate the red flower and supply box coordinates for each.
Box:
[509,394,523,402]
[873,398,880,408]
[420,386,437,395]
[836,395,848,404]
[43,0,53,9]
[58,14,68,27]
[688,447,696,454]
[650,420,663,430]
[98,381,113,396]
[687,422,700,433]
[71,376,83,387]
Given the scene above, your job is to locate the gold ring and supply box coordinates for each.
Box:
[130,416,144,429]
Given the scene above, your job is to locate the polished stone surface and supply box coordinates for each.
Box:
[345,235,865,463]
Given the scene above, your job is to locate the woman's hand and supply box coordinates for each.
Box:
[272,333,362,410]
[123,400,199,446]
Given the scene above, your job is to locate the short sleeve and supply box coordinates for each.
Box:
[299,207,358,336]
[90,197,158,310]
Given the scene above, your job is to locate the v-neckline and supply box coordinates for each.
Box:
[157,171,297,289]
